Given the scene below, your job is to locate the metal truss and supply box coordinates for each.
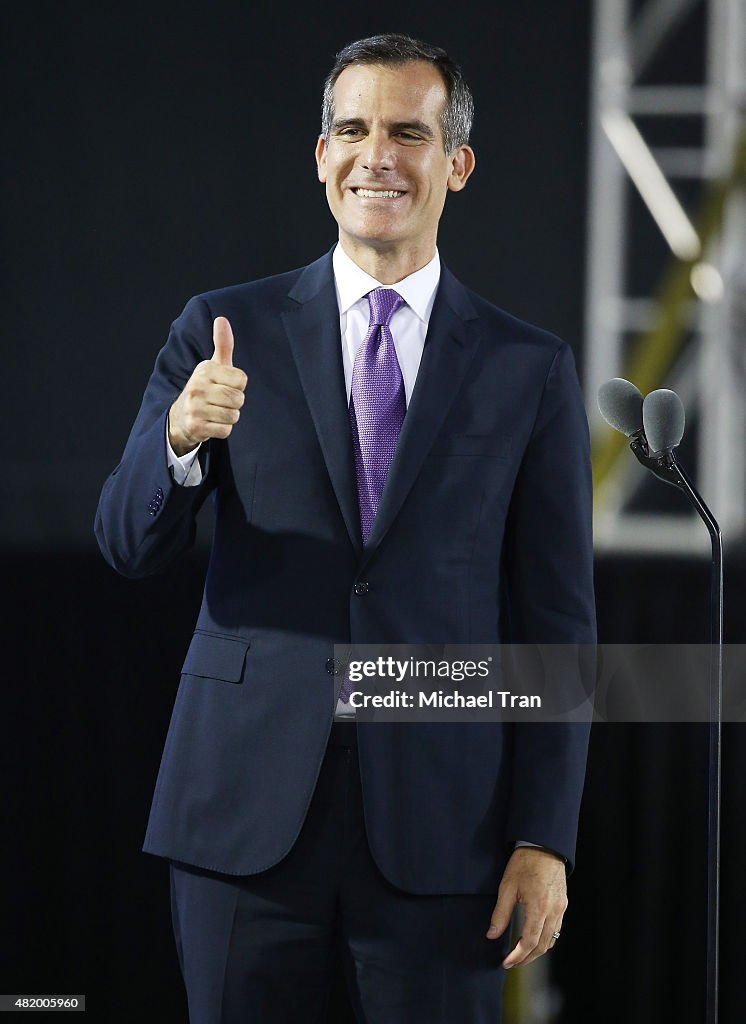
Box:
[585,0,746,553]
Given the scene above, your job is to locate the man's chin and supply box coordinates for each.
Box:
[342,228,405,251]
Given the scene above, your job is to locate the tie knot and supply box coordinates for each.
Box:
[367,287,405,327]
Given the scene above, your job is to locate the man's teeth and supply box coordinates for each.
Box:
[355,188,404,198]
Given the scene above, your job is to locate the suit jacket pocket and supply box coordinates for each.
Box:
[429,434,510,458]
[181,631,250,683]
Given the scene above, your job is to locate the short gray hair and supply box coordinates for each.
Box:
[321,33,474,154]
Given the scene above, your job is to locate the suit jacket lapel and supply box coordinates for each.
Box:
[281,251,363,555]
[362,266,481,561]
[281,254,481,563]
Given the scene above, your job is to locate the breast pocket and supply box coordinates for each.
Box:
[181,631,250,684]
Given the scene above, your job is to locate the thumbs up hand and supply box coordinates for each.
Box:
[168,317,248,456]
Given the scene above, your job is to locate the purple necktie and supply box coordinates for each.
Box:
[349,287,406,546]
[339,287,405,707]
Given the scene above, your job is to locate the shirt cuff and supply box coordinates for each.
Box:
[166,424,203,487]
[515,840,567,862]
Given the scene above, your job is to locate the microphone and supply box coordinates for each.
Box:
[596,378,684,478]
[642,388,685,454]
[597,377,645,438]
[597,376,723,1024]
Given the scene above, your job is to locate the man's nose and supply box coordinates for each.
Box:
[359,130,395,171]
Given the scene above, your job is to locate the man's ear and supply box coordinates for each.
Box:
[315,135,328,183]
[447,145,476,193]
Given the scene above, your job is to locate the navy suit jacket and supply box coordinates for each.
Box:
[95,249,596,894]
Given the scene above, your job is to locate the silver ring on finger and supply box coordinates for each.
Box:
[552,931,561,941]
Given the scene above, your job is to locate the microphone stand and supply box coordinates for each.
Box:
[629,435,723,1024]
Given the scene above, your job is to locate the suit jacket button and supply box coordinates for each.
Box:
[354,581,370,595]
[326,658,336,675]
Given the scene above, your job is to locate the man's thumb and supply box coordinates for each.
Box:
[486,884,516,939]
[212,316,234,366]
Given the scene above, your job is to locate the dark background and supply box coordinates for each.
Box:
[3,2,743,1021]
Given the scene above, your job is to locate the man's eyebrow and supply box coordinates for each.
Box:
[390,120,435,139]
[330,117,366,132]
[330,117,436,139]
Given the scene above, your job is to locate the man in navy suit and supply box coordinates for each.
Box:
[96,33,595,1024]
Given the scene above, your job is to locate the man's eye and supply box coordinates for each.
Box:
[338,128,363,138]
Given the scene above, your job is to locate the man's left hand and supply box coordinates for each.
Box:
[485,846,567,968]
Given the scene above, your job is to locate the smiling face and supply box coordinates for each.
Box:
[315,60,475,281]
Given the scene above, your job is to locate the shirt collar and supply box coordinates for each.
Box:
[332,242,441,325]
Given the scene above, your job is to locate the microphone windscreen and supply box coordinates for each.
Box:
[643,389,685,452]
[597,378,644,436]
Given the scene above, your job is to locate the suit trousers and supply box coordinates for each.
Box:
[169,722,509,1023]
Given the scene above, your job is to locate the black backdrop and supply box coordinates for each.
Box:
[3,3,744,1022]
[5,0,594,547]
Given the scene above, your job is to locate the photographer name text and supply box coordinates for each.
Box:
[346,690,541,709]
